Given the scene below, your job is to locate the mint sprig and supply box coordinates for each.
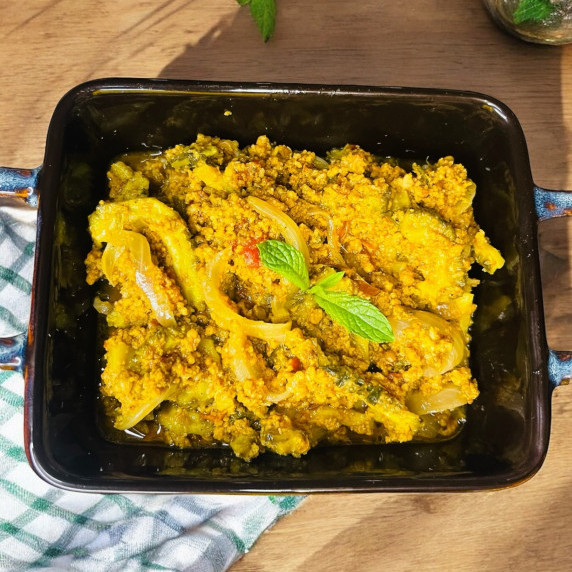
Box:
[513,0,556,24]
[311,289,394,344]
[236,0,276,42]
[257,240,394,343]
[310,271,345,291]
[257,239,309,290]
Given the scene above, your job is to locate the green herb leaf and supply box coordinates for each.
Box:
[258,239,393,343]
[257,239,309,291]
[236,0,251,5]
[513,0,556,24]
[312,289,394,343]
[248,0,276,42]
[310,271,345,292]
[367,386,382,405]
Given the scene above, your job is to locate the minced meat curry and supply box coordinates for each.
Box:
[85,134,504,460]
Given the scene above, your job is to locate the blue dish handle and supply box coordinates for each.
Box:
[0,334,27,371]
[0,166,39,206]
[0,166,39,372]
[535,185,572,389]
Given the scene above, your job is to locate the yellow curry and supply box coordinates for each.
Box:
[85,134,504,460]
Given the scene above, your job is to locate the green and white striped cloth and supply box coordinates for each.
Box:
[0,198,304,571]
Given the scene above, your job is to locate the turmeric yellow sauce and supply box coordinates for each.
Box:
[85,134,504,461]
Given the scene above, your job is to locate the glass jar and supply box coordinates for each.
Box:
[483,0,572,44]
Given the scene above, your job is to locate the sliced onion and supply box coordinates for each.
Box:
[230,355,258,382]
[204,248,292,342]
[305,207,329,219]
[115,387,174,430]
[223,331,262,382]
[413,310,465,375]
[101,230,176,328]
[390,310,465,376]
[135,270,177,328]
[247,196,310,265]
[303,208,346,267]
[93,296,113,315]
[101,242,123,285]
[406,384,468,415]
[265,389,292,404]
[104,337,175,430]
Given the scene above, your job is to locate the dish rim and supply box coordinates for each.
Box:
[23,78,551,493]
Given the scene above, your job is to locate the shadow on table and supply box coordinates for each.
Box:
[159,0,570,347]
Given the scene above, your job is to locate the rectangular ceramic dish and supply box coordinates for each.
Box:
[1,78,571,493]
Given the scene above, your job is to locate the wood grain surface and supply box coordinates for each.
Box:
[1,2,571,571]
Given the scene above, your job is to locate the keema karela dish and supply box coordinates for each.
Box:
[85,134,504,461]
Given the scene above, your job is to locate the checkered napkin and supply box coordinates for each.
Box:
[0,198,304,571]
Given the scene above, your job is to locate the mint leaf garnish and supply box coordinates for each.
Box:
[310,271,345,292]
[257,239,309,291]
[257,240,393,343]
[513,0,556,24]
[312,289,394,343]
[250,0,276,41]
[237,0,276,42]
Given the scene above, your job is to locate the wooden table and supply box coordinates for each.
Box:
[2,1,571,570]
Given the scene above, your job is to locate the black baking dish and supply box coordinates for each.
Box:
[1,78,570,493]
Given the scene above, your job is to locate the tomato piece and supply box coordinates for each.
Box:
[289,357,302,372]
[242,240,261,268]
[356,279,380,297]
